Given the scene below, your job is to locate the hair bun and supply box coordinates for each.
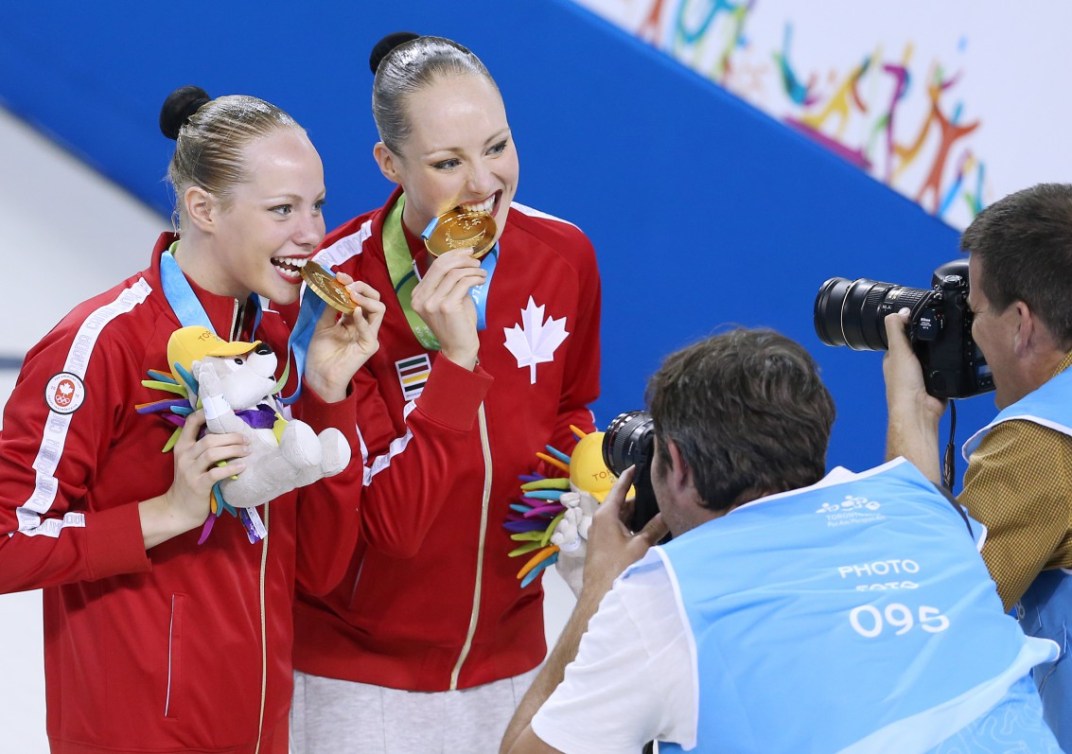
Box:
[369,31,421,74]
[159,85,212,140]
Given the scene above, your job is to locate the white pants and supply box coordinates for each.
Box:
[290,668,539,754]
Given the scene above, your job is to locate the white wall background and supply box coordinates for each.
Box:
[0,106,164,754]
[0,107,575,753]
[573,0,1072,231]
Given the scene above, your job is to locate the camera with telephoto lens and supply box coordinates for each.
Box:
[601,410,661,533]
[813,258,994,399]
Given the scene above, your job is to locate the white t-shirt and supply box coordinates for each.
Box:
[531,554,697,752]
[530,469,869,753]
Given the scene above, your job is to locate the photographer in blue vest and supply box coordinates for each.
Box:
[502,328,1060,753]
[884,183,1072,750]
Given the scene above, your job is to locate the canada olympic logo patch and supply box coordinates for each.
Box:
[45,372,85,414]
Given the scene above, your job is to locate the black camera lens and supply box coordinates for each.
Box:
[814,259,994,400]
[814,277,933,352]
[602,410,663,536]
[602,410,654,476]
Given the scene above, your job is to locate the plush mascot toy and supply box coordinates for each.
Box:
[137,326,350,542]
[505,427,615,596]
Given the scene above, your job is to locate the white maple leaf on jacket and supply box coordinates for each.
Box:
[503,297,570,384]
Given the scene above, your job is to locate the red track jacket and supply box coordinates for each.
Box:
[0,234,363,753]
[292,189,602,692]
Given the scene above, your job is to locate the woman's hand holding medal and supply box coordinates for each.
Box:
[411,248,486,370]
[302,266,386,402]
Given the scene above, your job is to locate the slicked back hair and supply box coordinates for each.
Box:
[372,36,498,154]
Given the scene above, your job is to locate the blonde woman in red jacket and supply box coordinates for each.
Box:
[289,33,602,753]
[0,86,383,753]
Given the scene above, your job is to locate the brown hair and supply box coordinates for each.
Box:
[647,328,835,512]
[961,182,1072,346]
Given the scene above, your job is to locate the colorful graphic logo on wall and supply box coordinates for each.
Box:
[568,0,1009,230]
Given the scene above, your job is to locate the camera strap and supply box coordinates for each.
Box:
[941,400,958,492]
[938,400,974,537]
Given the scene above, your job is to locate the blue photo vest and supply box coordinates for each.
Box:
[963,366,1072,751]
[644,459,1059,753]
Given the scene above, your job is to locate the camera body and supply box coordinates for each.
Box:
[601,410,661,533]
[813,259,994,399]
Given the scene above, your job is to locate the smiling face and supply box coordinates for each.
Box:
[194,127,326,305]
[375,72,518,247]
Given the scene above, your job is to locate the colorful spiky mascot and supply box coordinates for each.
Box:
[135,326,349,543]
[505,426,615,595]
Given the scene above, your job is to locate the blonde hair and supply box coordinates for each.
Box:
[371,36,498,153]
[160,86,302,219]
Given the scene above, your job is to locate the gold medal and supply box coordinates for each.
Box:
[423,208,497,259]
[301,261,356,314]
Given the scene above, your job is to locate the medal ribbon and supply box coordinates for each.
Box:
[161,244,319,405]
[161,247,262,334]
[159,246,267,543]
[382,195,498,351]
[278,285,328,405]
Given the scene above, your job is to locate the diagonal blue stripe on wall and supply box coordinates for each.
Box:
[0,0,987,482]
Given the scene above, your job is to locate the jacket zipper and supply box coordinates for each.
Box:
[164,594,178,717]
[449,403,493,689]
[348,555,366,610]
[253,504,269,754]
[229,299,242,340]
[240,302,268,753]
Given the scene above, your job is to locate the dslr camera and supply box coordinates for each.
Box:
[601,410,661,533]
[813,258,994,399]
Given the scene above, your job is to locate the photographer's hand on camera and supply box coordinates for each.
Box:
[883,308,946,484]
[581,466,670,603]
[411,247,487,370]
